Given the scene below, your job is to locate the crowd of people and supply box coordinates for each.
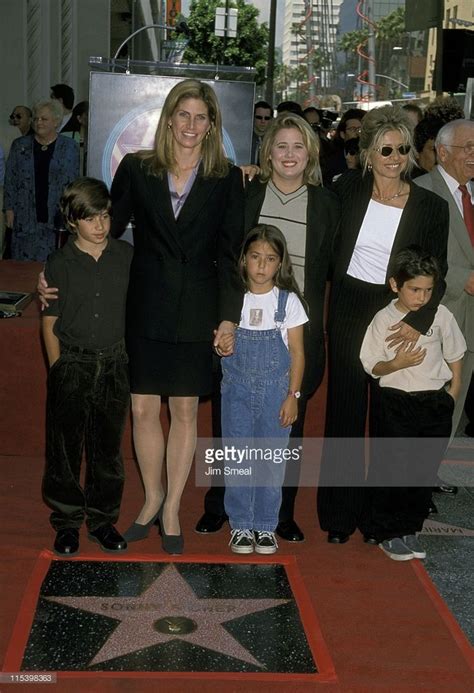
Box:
[3,80,472,563]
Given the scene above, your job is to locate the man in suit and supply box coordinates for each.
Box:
[415,119,474,440]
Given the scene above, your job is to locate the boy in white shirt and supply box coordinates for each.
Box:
[360,246,466,561]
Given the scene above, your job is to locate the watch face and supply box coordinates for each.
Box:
[294,391,301,399]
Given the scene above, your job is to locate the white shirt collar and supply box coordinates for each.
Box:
[437,164,474,201]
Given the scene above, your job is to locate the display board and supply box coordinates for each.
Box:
[88,72,255,187]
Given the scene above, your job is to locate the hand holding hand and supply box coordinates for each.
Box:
[213,321,236,357]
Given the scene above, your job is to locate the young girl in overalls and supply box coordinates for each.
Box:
[219,224,308,554]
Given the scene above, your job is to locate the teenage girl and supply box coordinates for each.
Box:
[219,224,308,554]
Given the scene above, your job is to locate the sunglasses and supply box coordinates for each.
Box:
[375,144,411,157]
[10,113,22,120]
[255,115,271,121]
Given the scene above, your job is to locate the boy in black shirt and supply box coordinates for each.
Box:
[42,177,133,555]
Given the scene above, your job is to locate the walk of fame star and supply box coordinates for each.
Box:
[46,564,290,667]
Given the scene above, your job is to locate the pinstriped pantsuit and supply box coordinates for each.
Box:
[317,170,449,536]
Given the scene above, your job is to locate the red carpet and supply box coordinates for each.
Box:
[1,451,472,692]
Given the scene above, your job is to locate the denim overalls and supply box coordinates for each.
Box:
[222,289,291,532]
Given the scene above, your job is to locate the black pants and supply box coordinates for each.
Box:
[317,276,389,534]
[204,354,309,522]
[367,387,453,541]
[43,341,130,532]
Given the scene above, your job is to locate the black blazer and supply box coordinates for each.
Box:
[332,170,449,334]
[244,178,341,394]
[111,154,244,343]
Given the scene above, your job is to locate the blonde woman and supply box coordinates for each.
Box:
[111,79,244,554]
[317,105,450,546]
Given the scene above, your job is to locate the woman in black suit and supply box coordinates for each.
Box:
[110,79,244,553]
[317,105,449,543]
[198,113,340,540]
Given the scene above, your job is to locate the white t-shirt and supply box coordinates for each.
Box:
[360,300,466,392]
[347,199,402,284]
[239,287,308,348]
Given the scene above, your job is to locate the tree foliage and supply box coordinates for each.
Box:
[338,7,405,54]
[183,0,269,84]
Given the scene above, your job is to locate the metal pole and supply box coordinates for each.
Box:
[223,0,230,62]
[265,0,277,104]
[304,0,316,103]
[434,5,444,96]
[366,0,376,101]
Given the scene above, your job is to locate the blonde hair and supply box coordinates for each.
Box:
[359,105,417,176]
[137,79,229,178]
[258,113,322,186]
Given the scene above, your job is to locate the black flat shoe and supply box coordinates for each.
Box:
[88,524,127,552]
[433,484,458,495]
[54,528,79,556]
[327,531,350,544]
[123,510,161,542]
[276,519,305,542]
[194,512,227,534]
[363,534,379,545]
[158,507,184,555]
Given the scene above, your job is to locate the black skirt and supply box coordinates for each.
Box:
[126,335,214,397]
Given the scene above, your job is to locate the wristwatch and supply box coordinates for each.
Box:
[288,390,301,399]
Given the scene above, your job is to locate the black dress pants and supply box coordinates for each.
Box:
[367,386,453,541]
[43,341,130,532]
[317,276,389,535]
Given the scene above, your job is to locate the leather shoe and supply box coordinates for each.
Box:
[88,524,127,552]
[54,528,79,556]
[363,533,379,545]
[276,519,305,542]
[433,484,458,495]
[428,499,438,514]
[195,512,227,533]
[327,531,350,544]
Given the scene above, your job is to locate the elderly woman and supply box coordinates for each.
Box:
[317,105,450,544]
[4,99,79,261]
[110,79,244,554]
[197,112,340,541]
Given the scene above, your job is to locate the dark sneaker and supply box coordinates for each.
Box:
[379,538,414,561]
[229,529,254,554]
[254,530,278,555]
[401,534,426,559]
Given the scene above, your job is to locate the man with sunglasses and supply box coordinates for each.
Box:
[415,119,474,442]
[251,101,273,165]
[9,106,33,137]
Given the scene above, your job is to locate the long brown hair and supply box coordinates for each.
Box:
[240,224,306,309]
[137,79,229,178]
